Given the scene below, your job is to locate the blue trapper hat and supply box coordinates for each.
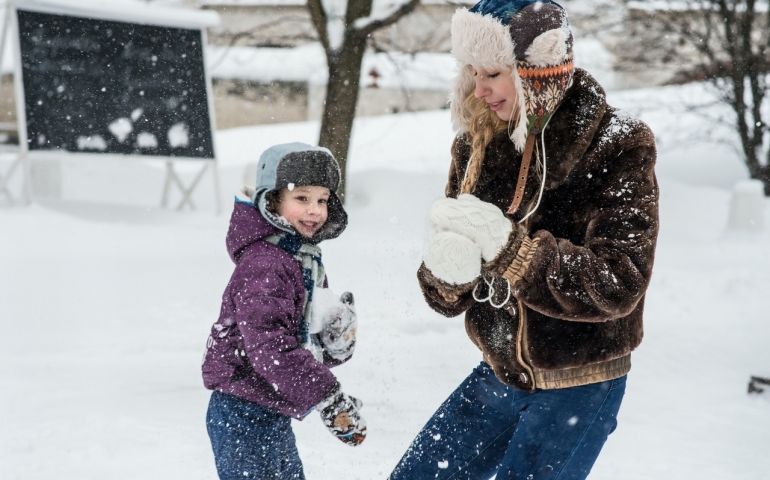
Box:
[469,0,561,23]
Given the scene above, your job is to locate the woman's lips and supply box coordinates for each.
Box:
[488,100,505,111]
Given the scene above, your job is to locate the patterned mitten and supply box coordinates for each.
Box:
[318,292,357,362]
[423,231,482,285]
[428,194,513,262]
[317,382,367,446]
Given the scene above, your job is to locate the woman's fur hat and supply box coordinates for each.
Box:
[450,0,574,151]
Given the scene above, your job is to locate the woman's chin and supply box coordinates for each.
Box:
[494,110,513,122]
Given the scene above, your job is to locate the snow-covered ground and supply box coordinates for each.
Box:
[2,80,770,480]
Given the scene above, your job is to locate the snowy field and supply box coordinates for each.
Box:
[2,81,770,480]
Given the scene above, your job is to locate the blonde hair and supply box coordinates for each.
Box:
[459,93,511,194]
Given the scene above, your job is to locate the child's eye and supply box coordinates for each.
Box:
[319,199,328,205]
[296,196,308,202]
[488,72,500,79]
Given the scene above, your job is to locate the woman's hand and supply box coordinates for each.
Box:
[428,194,513,262]
[423,230,482,285]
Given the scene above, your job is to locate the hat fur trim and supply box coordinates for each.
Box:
[451,8,515,70]
[525,28,569,67]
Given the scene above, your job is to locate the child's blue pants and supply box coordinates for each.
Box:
[206,391,305,479]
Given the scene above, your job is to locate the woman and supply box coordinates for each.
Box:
[389,1,659,479]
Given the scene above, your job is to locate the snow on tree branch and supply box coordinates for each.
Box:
[354,0,421,36]
[321,0,348,51]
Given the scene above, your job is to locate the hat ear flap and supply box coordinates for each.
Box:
[525,28,569,67]
[450,64,477,134]
[510,68,528,152]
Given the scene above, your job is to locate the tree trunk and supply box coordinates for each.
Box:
[318,34,367,202]
[308,0,420,203]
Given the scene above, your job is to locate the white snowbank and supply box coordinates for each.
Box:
[1,57,770,480]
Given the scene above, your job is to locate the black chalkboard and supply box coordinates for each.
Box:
[16,8,215,159]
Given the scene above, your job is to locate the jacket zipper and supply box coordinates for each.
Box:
[514,291,536,391]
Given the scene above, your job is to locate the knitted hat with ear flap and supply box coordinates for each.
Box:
[450,0,574,153]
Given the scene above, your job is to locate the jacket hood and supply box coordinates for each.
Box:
[226,191,283,262]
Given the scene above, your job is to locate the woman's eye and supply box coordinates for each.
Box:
[489,72,500,79]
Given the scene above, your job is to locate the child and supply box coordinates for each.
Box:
[202,142,366,480]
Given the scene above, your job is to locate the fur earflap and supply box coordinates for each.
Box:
[450,64,477,134]
[511,70,528,151]
[525,28,569,67]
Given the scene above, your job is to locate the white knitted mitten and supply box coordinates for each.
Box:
[423,231,482,285]
[428,194,513,262]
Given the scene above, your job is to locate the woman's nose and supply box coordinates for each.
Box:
[474,80,489,99]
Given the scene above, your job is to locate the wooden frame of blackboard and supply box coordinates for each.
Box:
[0,4,32,205]
[4,0,222,213]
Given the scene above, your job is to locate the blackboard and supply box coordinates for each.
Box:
[15,8,215,159]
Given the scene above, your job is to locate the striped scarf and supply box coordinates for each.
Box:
[264,233,326,362]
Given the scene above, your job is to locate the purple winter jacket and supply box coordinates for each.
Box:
[201,200,338,419]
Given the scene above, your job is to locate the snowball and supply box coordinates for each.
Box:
[310,287,341,334]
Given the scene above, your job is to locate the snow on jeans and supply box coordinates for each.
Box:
[389,361,626,480]
[206,391,305,480]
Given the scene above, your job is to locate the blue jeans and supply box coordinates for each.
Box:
[206,391,305,480]
[389,362,626,480]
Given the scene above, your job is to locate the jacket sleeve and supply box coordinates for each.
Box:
[503,141,659,322]
[232,255,337,413]
[416,263,477,318]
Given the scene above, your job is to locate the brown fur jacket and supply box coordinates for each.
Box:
[418,69,659,391]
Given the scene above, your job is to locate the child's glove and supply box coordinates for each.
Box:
[319,292,357,362]
[317,382,367,446]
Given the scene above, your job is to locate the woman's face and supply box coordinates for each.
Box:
[473,67,518,121]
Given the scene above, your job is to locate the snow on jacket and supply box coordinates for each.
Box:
[201,198,340,419]
[418,69,660,391]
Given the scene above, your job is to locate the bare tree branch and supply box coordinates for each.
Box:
[307,0,331,53]
[357,0,421,38]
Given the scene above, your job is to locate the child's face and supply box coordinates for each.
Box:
[276,185,330,237]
